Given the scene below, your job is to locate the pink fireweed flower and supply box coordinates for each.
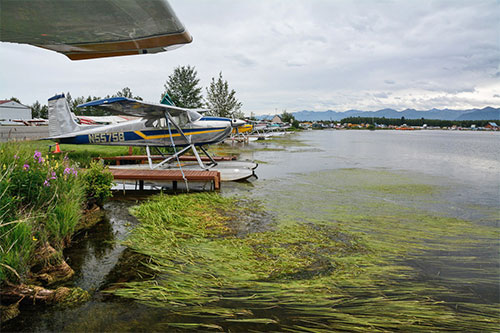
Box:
[23,164,29,170]
[50,171,57,180]
[63,167,77,176]
[34,150,44,164]
[43,180,50,187]
[14,154,19,160]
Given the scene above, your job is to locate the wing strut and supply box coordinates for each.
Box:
[144,111,218,171]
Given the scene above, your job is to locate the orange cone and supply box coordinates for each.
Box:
[53,143,61,154]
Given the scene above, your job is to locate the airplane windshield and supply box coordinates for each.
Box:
[187,110,202,122]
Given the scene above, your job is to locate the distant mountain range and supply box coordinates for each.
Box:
[257,106,500,121]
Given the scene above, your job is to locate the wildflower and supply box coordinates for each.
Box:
[34,150,44,163]
[64,167,72,175]
[23,164,30,170]
[43,180,50,187]
[14,154,19,160]
[73,170,78,176]
[2,164,5,170]
[50,171,57,180]
[32,236,38,241]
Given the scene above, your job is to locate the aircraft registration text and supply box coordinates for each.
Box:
[88,132,125,143]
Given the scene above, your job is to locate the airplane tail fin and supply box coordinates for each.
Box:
[48,94,82,137]
[160,92,176,106]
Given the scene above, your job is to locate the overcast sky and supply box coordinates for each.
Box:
[1,0,498,115]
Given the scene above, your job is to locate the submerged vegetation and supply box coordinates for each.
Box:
[107,169,499,331]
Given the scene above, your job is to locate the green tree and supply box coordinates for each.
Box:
[114,87,143,100]
[31,101,49,119]
[39,105,48,119]
[161,65,203,108]
[281,110,295,124]
[8,97,21,104]
[31,101,42,118]
[205,72,243,118]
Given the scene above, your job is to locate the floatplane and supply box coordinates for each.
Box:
[47,93,258,180]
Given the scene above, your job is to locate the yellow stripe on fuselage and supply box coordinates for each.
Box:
[134,128,225,140]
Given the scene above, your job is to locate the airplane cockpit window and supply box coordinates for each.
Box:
[170,113,189,126]
[187,110,202,122]
[145,114,190,128]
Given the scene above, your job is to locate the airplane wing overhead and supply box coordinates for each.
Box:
[78,97,194,118]
[0,0,192,60]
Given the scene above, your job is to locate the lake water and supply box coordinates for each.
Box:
[4,130,499,331]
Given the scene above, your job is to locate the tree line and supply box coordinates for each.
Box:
[339,117,498,128]
[6,65,242,119]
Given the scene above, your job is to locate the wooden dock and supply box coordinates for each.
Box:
[97,155,236,165]
[109,168,221,191]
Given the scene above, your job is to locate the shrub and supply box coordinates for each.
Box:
[81,160,114,207]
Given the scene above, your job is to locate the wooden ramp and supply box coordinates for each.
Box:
[109,168,221,191]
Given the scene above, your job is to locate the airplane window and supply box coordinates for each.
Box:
[146,116,189,128]
[188,110,202,122]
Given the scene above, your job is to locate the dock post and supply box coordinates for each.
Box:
[173,181,178,190]
[139,180,144,191]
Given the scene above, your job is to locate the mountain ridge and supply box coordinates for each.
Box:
[257,106,500,121]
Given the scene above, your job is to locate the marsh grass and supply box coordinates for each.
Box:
[0,142,91,283]
[109,168,499,331]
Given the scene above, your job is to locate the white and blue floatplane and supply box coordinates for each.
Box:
[47,93,257,180]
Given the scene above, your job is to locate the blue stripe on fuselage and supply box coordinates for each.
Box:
[200,116,231,122]
[57,127,227,145]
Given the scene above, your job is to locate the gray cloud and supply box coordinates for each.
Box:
[0,0,498,114]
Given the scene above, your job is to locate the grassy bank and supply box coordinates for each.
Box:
[108,170,498,331]
[0,142,113,288]
[7,140,142,167]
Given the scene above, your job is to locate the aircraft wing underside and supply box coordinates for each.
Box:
[0,0,192,60]
[78,97,198,119]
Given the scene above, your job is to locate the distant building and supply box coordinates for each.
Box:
[271,115,283,124]
[0,100,31,125]
[485,122,498,130]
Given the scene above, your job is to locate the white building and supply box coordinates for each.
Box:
[0,100,32,125]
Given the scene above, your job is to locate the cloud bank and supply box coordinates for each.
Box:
[0,0,498,114]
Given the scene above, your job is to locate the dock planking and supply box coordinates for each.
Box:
[109,168,221,191]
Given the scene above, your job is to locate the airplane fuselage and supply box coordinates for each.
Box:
[55,117,233,147]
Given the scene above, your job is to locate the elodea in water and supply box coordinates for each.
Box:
[107,190,499,331]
